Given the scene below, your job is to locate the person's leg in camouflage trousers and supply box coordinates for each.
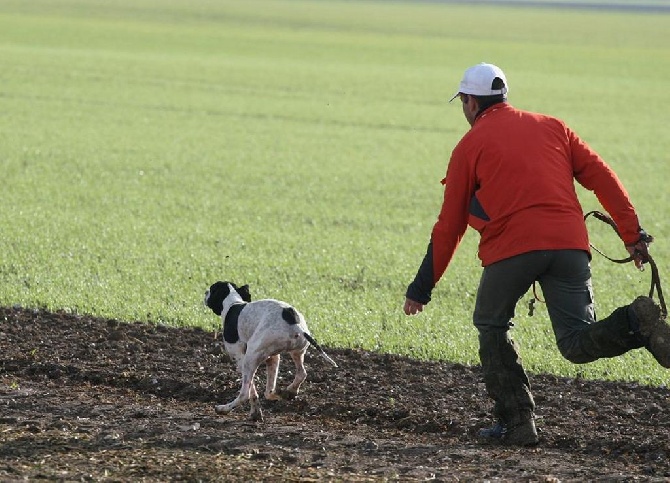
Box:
[477,329,538,446]
[540,250,670,367]
[474,249,670,446]
[473,252,548,446]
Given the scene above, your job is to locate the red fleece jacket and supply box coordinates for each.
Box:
[407,103,641,304]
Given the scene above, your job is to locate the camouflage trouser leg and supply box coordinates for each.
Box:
[551,306,644,363]
[478,329,535,422]
[474,249,645,420]
[537,252,645,363]
[474,253,544,422]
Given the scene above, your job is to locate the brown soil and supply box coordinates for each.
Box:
[1,307,669,482]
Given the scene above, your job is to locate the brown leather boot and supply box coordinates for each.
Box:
[630,296,670,368]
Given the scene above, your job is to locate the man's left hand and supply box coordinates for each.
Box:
[626,231,653,271]
[404,298,425,316]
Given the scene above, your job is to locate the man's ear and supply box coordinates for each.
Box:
[238,284,252,302]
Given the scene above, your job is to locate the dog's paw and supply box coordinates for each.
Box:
[215,404,233,415]
[278,388,298,400]
[265,391,282,401]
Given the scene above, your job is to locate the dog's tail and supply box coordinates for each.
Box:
[303,332,338,368]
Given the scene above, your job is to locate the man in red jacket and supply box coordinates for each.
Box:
[403,62,670,446]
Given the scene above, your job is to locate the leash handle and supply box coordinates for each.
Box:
[584,210,667,317]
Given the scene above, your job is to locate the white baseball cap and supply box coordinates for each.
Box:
[449,63,509,102]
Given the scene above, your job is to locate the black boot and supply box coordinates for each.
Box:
[479,410,539,446]
[630,296,670,368]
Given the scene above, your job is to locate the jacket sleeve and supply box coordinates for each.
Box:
[569,127,641,245]
[406,147,473,304]
[406,241,435,304]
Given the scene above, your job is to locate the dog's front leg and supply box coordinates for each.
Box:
[215,373,262,422]
[215,372,252,416]
[216,354,265,420]
[264,354,281,401]
[248,380,263,422]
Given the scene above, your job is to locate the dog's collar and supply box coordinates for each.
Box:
[223,302,247,344]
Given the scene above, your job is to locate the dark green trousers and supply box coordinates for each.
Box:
[474,250,643,422]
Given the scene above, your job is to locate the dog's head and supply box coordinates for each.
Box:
[204,281,252,316]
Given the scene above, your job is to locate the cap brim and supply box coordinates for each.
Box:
[448,92,460,103]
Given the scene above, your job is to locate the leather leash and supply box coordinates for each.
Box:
[584,210,667,317]
[529,211,667,317]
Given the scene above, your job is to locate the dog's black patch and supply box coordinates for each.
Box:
[205,282,231,316]
[223,303,246,344]
[206,281,252,316]
[281,307,299,325]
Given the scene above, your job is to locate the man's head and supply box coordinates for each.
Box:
[449,63,508,126]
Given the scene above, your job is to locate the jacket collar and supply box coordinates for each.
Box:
[474,102,510,124]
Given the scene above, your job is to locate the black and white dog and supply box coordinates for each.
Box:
[204,281,337,421]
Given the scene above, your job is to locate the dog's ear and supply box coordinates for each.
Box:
[237,284,252,302]
[205,281,230,316]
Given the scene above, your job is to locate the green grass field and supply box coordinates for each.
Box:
[1,0,669,384]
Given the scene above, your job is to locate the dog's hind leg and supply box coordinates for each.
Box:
[264,354,281,401]
[280,350,307,400]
